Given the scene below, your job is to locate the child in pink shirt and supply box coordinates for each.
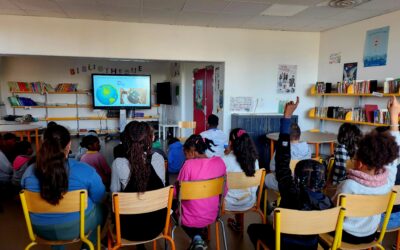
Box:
[80,135,111,188]
[175,134,227,250]
[12,141,33,171]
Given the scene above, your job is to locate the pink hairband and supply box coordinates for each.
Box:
[237,129,246,138]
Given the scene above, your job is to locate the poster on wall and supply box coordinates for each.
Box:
[363,26,390,67]
[277,64,297,93]
[343,62,358,82]
[230,97,255,112]
[195,79,203,110]
[329,52,341,64]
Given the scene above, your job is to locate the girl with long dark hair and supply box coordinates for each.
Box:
[21,125,106,250]
[223,128,259,231]
[109,121,166,241]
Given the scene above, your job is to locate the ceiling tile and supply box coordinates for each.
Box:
[24,9,68,18]
[13,0,62,11]
[244,15,288,29]
[100,5,141,18]
[355,0,400,11]
[143,0,186,11]
[176,11,219,26]
[0,0,21,10]
[0,8,26,15]
[141,9,178,25]
[229,0,275,3]
[211,14,254,27]
[183,0,229,13]
[329,9,379,21]
[55,0,97,4]
[96,0,141,8]
[278,0,327,5]
[222,2,272,15]
[294,6,345,19]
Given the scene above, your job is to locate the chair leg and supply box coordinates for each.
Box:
[165,236,176,250]
[97,225,101,250]
[218,218,228,250]
[207,225,211,241]
[153,240,157,250]
[263,192,267,220]
[396,230,400,250]
[25,242,37,250]
[257,240,261,250]
[171,225,177,241]
[215,222,220,250]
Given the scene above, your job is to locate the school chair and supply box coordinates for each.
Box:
[223,169,266,232]
[108,186,175,250]
[20,189,100,250]
[172,175,227,250]
[381,185,400,250]
[319,190,397,250]
[178,121,196,141]
[257,206,345,250]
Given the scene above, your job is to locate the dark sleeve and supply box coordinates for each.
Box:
[275,118,300,209]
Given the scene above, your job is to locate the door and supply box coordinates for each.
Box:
[193,66,214,134]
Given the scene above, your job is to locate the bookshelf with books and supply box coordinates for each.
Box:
[309,81,398,129]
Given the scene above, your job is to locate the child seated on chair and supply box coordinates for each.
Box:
[0,134,12,185]
[247,97,333,250]
[331,123,362,185]
[175,134,227,250]
[223,128,259,232]
[167,137,185,174]
[80,135,111,188]
[110,121,167,243]
[334,96,400,245]
[200,114,228,157]
[12,140,33,187]
[265,122,311,191]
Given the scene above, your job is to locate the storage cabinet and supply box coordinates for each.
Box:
[231,114,298,169]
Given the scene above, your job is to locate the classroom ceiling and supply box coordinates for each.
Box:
[0,0,399,32]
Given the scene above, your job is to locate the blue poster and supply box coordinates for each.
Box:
[363,26,390,67]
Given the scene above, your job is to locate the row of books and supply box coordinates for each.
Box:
[313,106,391,125]
[352,80,378,94]
[55,83,78,92]
[8,96,38,106]
[7,81,79,93]
[386,79,400,93]
[314,80,400,94]
[8,81,46,93]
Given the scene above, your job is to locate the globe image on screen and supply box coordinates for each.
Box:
[96,84,118,105]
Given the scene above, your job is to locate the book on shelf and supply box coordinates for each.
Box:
[8,96,37,106]
[365,104,379,123]
[55,83,78,92]
[8,81,46,93]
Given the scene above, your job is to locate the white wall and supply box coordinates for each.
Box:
[318,10,400,132]
[0,15,320,132]
[0,56,171,131]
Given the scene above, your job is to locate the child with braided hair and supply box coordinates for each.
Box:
[175,134,227,250]
[223,128,259,232]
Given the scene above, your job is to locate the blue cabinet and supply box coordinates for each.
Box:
[231,114,298,169]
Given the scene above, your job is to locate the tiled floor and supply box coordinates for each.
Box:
[0,136,397,249]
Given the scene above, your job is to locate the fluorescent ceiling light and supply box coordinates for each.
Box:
[261,4,309,17]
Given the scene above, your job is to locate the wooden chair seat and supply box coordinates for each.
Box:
[319,233,380,250]
[109,232,165,246]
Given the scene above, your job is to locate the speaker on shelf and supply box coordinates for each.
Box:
[325,82,332,93]
[156,82,172,105]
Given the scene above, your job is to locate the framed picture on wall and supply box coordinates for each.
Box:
[343,62,358,82]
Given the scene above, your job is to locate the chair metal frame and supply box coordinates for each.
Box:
[381,185,400,250]
[20,189,100,250]
[223,169,266,230]
[319,190,397,250]
[172,175,228,250]
[108,186,175,250]
[257,206,346,250]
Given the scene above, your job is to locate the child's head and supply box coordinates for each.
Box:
[229,128,258,176]
[337,123,362,157]
[122,121,153,192]
[290,123,301,142]
[168,137,180,146]
[16,140,33,156]
[87,130,98,137]
[294,159,326,192]
[113,143,126,159]
[81,135,100,151]
[183,134,215,159]
[207,114,219,129]
[354,130,399,173]
[47,121,57,128]
[3,133,17,147]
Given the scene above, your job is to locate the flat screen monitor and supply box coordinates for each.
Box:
[92,74,151,109]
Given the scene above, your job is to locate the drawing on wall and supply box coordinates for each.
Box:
[329,52,341,64]
[277,64,297,93]
[363,26,390,67]
[195,79,203,110]
[343,62,358,82]
[230,97,254,112]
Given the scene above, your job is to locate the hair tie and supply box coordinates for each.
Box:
[237,129,246,138]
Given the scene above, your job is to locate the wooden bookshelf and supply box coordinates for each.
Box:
[13,104,92,109]
[40,116,159,122]
[11,90,91,94]
[308,108,389,127]
[309,85,400,97]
